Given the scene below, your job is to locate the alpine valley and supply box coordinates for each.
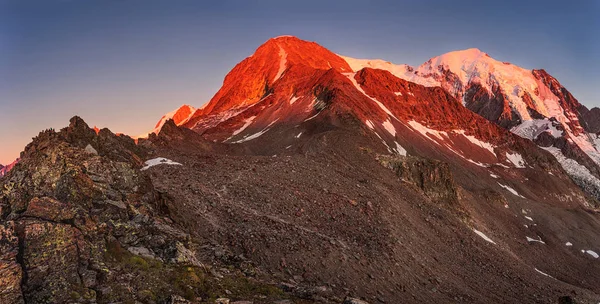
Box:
[1,36,599,304]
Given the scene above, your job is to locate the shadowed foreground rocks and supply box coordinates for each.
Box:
[0,117,311,304]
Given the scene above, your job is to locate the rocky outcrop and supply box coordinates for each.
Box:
[531,69,587,135]
[379,155,459,205]
[580,107,600,133]
[0,116,308,303]
[0,117,204,303]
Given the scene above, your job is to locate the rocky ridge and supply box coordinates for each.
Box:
[0,117,309,304]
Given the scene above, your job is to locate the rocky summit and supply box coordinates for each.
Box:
[1,36,600,304]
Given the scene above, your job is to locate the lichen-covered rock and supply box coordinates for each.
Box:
[0,221,24,304]
[22,197,76,222]
[0,117,206,303]
[20,219,94,303]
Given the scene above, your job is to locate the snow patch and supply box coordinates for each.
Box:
[454,130,495,155]
[304,111,321,122]
[141,158,182,171]
[526,236,545,244]
[464,158,488,168]
[497,183,525,198]
[295,132,302,138]
[407,120,448,142]
[343,72,398,120]
[273,46,287,82]
[394,92,403,96]
[506,152,526,168]
[524,216,533,221]
[565,242,573,246]
[394,142,407,156]
[473,229,496,244]
[234,129,269,143]
[585,250,599,258]
[233,119,279,143]
[382,119,396,137]
[511,119,563,140]
[490,173,499,178]
[290,95,301,105]
[535,268,554,278]
[226,116,256,141]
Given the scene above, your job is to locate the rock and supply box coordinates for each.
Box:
[20,219,95,303]
[0,116,215,303]
[23,197,76,222]
[379,155,459,205]
[84,144,98,155]
[558,296,575,304]
[105,199,127,209]
[172,241,203,267]
[0,262,24,304]
[343,297,371,304]
[0,221,24,304]
[215,298,230,304]
[127,246,156,259]
[231,301,253,304]
[170,294,191,303]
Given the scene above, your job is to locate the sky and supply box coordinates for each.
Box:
[0,0,598,164]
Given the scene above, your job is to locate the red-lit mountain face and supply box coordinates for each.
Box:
[136,37,600,302]
[0,159,18,178]
[342,48,600,200]
[162,37,600,201]
[170,37,600,202]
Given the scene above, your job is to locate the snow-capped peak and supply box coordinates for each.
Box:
[424,48,489,69]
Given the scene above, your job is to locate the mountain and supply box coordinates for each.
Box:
[162,38,600,201]
[138,104,197,138]
[2,36,600,303]
[341,48,600,200]
[142,36,600,301]
[0,159,18,178]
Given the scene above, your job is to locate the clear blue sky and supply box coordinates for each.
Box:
[1,0,598,164]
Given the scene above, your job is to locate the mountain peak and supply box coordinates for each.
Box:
[269,35,301,41]
[183,36,352,122]
[423,48,493,71]
[448,47,487,57]
[147,104,196,136]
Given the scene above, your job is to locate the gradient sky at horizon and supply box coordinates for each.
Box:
[1,0,598,164]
